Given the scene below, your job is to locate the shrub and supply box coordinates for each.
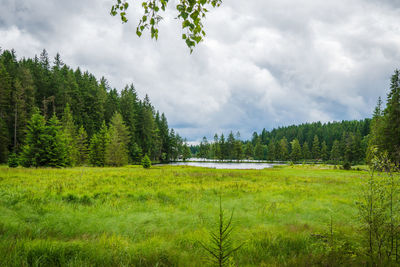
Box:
[141,154,151,169]
[342,162,351,170]
[7,153,18,168]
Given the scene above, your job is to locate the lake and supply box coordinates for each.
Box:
[167,161,280,170]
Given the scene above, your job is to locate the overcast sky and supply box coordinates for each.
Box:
[1,0,399,142]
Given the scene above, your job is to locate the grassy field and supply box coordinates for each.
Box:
[0,164,371,266]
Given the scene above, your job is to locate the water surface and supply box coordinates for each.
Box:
[167,162,279,170]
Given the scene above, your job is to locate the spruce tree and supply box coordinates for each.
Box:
[302,141,311,160]
[213,134,221,160]
[244,142,254,159]
[0,63,12,162]
[141,154,151,168]
[0,117,9,163]
[76,125,88,165]
[330,140,341,164]
[182,142,191,161]
[227,132,235,159]
[279,137,289,161]
[20,109,47,167]
[254,139,264,160]
[105,113,130,166]
[61,104,79,166]
[89,121,109,166]
[199,136,210,158]
[234,139,243,160]
[320,141,329,161]
[366,97,384,163]
[219,134,226,160]
[44,114,67,167]
[12,68,35,153]
[312,135,320,160]
[20,110,67,167]
[120,85,139,161]
[290,139,302,162]
[383,70,400,165]
[7,152,18,168]
[344,132,357,164]
[267,141,275,161]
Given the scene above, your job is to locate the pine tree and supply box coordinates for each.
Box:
[182,142,191,161]
[158,113,170,161]
[267,141,275,161]
[44,114,67,167]
[61,104,79,166]
[199,136,210,158]
[0,117,9,163]
[105,113,130,166]
[141,154,151,168]
[320,141,329,161]
[76,125,88,165]
[20,110,67,167]
[244,142,254,159]
[227,132,235,159]
[89,121,109,166]
[382,70,400,165]
[366,97,385,164]
[219,134,226,160]
[234,139,243,160]
[20,109,47,167]
[120,85,139,161]
[0,63,12,162]
[290,138,302,162]
[366,98,384,164]
[7,152,18,168]
[312,135,320,160]
[213,134,221,160]
[302,141,311,160]
[279,137,289,161]
[254,139,264,160]
[12,68,35,153]
[344,132,357,164]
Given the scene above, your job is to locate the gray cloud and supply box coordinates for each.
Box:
[1,0,399,141]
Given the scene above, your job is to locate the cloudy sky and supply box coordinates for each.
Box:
[1,0,399,142]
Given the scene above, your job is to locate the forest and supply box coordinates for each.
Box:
[0,49,191,167]
[193,119,371,164]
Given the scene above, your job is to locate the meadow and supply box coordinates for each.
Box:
[0,164,371,266]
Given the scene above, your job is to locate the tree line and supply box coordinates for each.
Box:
[192,119,370,164]
[0,48,191,166]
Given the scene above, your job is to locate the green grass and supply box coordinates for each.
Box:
[0,164,370,266]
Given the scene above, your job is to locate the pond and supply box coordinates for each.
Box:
[166,161,281,170]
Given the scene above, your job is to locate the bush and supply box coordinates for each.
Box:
[7,153,18,168]
[141,154,151,169]
[342,162,351,170]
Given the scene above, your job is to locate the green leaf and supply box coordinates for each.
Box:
[181,12,188,19]
[182,20,191,28]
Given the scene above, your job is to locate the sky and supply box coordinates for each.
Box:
[1,0,400,142]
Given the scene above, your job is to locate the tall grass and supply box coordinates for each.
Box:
[0,164,370,266]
